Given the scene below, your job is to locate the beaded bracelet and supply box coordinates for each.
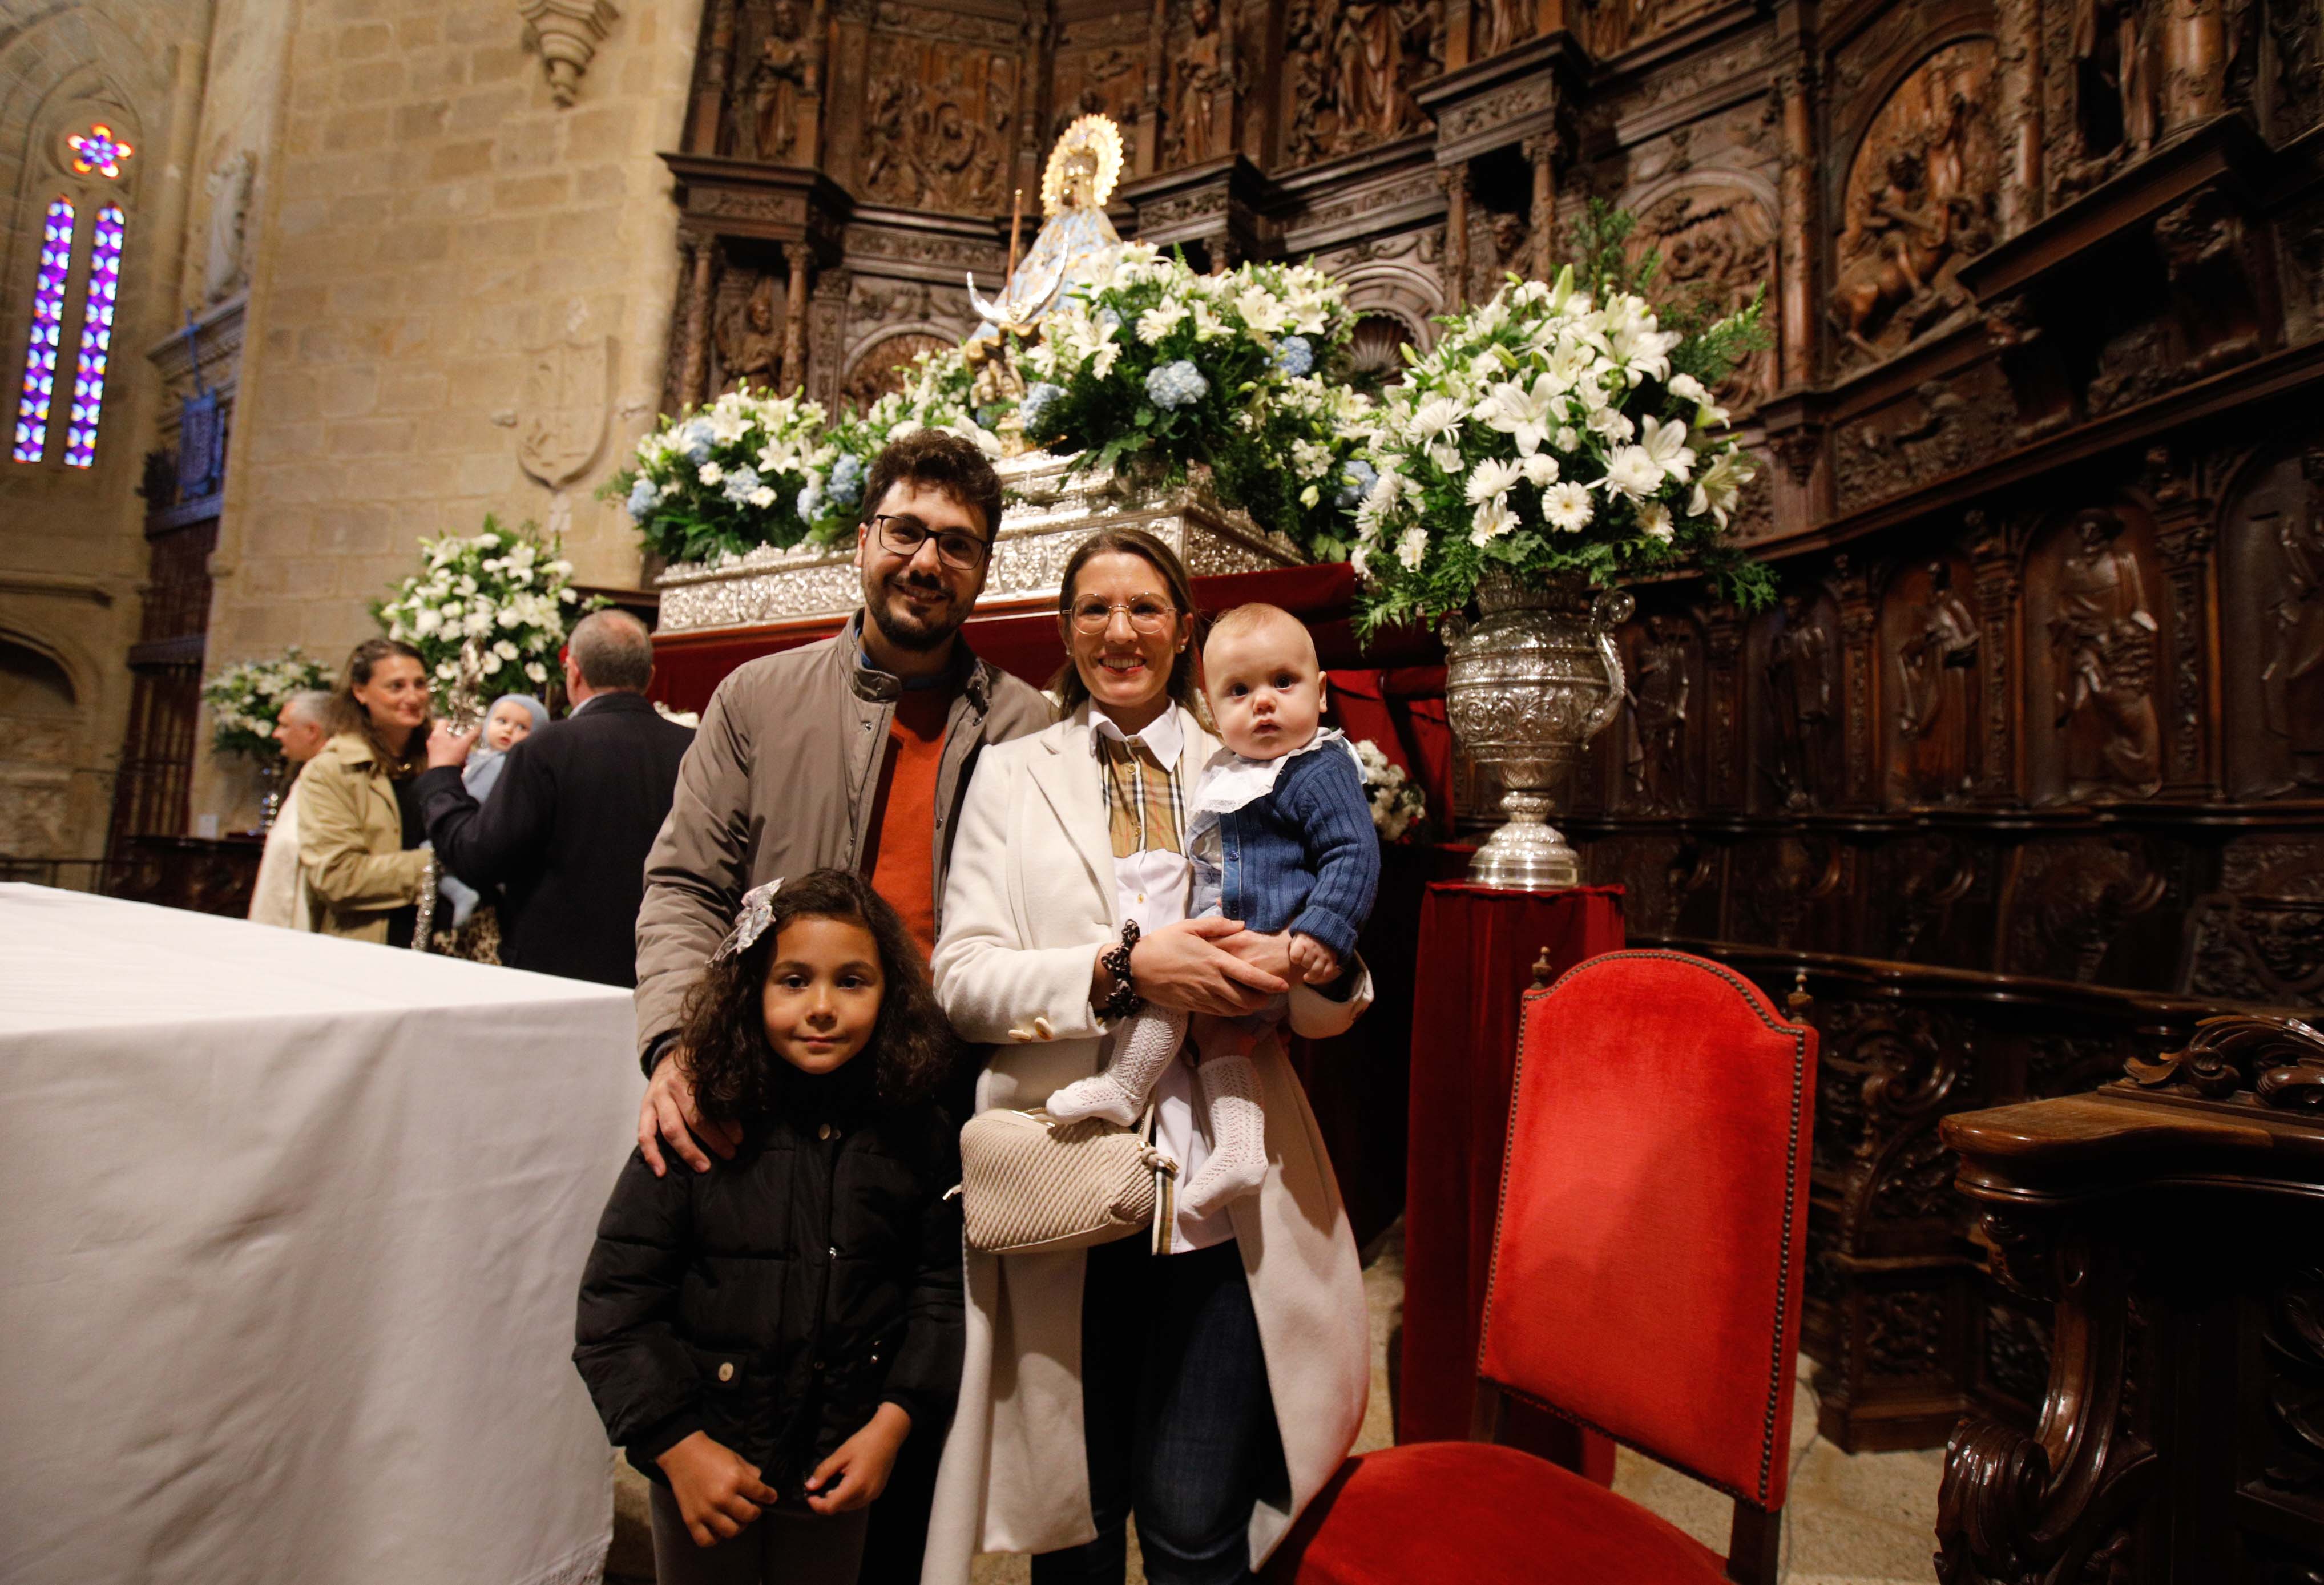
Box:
[1099,918,1143,1021]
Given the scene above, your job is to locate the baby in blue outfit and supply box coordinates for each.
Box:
[1050,603,1381,1217]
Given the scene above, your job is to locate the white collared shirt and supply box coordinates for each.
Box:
[1090,703,1232,1253]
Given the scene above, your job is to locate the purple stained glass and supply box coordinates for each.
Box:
[13,197,72,463]
[67,124,132,180]
[64,205,125,469]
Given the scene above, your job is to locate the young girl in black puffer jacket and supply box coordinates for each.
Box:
[575,869,963,1585]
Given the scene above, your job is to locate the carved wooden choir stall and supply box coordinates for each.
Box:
[656,0,2324,1470]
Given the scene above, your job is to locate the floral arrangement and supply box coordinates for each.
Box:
[1353,737,1428,842]
[795,345,998,539]
[372,517,593,699]
[201,646,333,759]
[606,386,838,564]
[1350,207,1775,636]
[1016,247,1373,556]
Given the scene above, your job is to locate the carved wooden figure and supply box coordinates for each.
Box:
[2047,509,2162,802]
[1892,560,1980,804]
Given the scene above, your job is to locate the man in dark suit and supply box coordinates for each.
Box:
[419,610,694,986]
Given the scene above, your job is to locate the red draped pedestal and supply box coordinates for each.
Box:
[1398,881,1625,1481]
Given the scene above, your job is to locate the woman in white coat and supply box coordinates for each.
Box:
[923,528,1373,1585]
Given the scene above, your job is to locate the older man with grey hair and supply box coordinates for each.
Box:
[417,609,694,985]
[247,689,337,929]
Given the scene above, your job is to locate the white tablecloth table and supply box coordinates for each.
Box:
[0,885,645,1584]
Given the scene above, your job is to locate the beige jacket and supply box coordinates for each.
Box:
[921,707,1374,1582]
[633,618,1052,1059]
[296,732,431,943]
[247,776,314,931]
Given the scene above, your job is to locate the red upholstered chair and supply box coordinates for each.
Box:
[1267,949,1818,1585]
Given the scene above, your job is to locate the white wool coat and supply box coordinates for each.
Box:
[920,706,1372,1583]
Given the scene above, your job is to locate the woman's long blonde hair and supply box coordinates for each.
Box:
[330,637,430,777]
[1050,527,1207,721]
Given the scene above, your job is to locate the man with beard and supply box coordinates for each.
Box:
[626,429,1048,1582]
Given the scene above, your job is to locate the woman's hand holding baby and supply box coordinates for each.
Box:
[656,1431,781,1547]
[1287,933,1341,985]
[805,1401,913,1514]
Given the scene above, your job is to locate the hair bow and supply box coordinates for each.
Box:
[710,878,784,964]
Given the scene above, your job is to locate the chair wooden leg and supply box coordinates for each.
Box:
[1725,1503,1780,1585]
[1468,1380,1508,1445]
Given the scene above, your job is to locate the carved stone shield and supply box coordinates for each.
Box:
[517,335,612,489]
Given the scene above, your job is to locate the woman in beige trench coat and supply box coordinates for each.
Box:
[922,530,1372,1585]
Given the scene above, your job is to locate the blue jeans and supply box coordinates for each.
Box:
[1031,1238,1288,1585]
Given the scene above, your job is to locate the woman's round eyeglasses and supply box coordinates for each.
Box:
[1067,598,1178,634]
[872,513,990,571]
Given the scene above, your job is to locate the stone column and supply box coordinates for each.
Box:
[690,0,739,154]
[1443,164,1471,310]
[780,242,813,396]
[2149,447,2220,797]
[2163,0,2228,134]
[1996,0,2044,233]
[1776,67,1819,392]
[1524,132,1558,284]
[1968,511,2023,804]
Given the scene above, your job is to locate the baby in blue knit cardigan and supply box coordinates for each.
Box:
[1050,603,1381,1219]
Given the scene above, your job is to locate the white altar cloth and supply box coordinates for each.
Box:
[0,885,644,1584]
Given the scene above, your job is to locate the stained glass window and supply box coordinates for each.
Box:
[13,198,73,463]
[63,205,124,469]
[67,124,132,180]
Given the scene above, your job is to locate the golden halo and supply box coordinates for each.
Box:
[1040,113,1123,216]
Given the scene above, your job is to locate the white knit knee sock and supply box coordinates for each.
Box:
[1181,1051,1268,1219]
[1046,1004,1187,1126]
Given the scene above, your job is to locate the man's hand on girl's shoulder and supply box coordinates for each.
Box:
[656,1430,780,1547]
[638,1047,744,1177]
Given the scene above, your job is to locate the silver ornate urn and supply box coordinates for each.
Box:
[1441,572,1633,890]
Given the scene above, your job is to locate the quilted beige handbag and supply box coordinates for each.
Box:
[957,1106,1179,1257]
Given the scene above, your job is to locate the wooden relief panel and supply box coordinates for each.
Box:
[727,0,817,162]
[1999,834,2166,981]
[1749,587,1843,812]
[839,329,956,407]
[1628,181,1778,413]
[858,11,1022,216]
[2023,507,2166,807]
[1613,613,1704,814]
[2221,439,2324,799]
[1279,0,1441,169]
[1050,9,1149,166]
[1163,0,1237,167]
[1833,364,2017,513]
[1882,553,1980,806]
[712,264,788,392]
[1830,39,2000,371]
[2183,835,2324,1005]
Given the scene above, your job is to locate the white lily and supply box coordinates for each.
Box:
[1479,374,1560,455]
[1639,414,1697,483]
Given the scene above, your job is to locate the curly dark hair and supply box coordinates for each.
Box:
[860,426,1005,545]
[676,868,957,1126]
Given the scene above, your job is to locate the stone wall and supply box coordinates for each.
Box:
[0,1,211,859]
[192,0,703,828]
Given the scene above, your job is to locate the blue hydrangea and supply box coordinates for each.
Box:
[1019,381,1066,431]
[721,465,762,505]
[1274,335,1314,377]
[1334,458,1378,509]
[1145,360,1209,411]
[678,418,717,465]
[797,479,826,520]
[624,477,661,522]
[827,453,865,508]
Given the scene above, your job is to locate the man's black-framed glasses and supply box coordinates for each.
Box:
[872,513,990,571]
